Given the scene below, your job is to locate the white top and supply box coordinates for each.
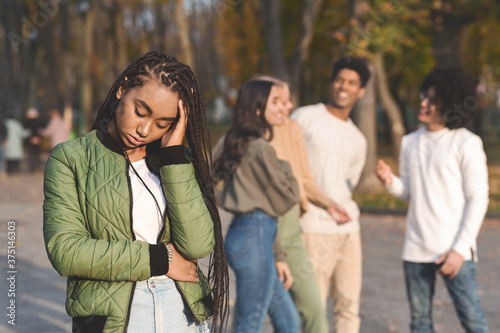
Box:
[5,118,30,159]
[387,126,489,262]
[291,103,367,234]
[129,159,167,244]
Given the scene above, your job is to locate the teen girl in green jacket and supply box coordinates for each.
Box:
[43,52,228,333]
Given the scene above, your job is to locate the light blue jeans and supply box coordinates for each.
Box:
[403,260,489,333]
[225,209,300,333]
[128,277,209,332]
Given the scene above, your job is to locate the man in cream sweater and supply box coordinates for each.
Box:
[291,57,370,333]
[376,67,489,332]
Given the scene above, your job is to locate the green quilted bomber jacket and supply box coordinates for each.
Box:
[43,130,215,332]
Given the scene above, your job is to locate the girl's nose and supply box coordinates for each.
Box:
[137,121,152,138]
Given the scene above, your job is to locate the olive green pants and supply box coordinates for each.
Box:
[277,205,328,333]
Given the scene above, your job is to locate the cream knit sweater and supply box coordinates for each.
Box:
[387,126,489,262]
[291,103,367,234]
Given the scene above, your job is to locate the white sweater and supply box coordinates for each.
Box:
[387,126,489,262]
[291,103,367,234]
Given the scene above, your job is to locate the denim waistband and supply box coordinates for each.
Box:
[135,277,176,292]
[233,208,275,220]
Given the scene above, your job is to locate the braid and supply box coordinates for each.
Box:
[92,51,229,332]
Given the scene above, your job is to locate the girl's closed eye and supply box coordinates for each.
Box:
[156,122,168,129]
[135,107,145,117]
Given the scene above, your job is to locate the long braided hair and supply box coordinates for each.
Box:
[92,51,229,332]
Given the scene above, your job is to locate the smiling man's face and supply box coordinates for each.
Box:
[330,69,365,111]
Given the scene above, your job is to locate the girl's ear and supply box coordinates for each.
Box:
[116,85,125,100]
[115,76,129,100]
[256,108,261,116]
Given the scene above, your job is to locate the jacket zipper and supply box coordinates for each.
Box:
[156,186,167,244]
[123,159,200,329]
[156,221,165,244]
[123,162,136,333]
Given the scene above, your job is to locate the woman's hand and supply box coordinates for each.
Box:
[375,160,394,185]
[327,203,351,225]
[162,99,187,148]
[275,261,294,290]
[166,243,198,283]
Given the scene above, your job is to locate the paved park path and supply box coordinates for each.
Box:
[1,171,499,332]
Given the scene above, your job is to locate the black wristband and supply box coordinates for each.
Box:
[149,243,169,276]
[159,145,189,165]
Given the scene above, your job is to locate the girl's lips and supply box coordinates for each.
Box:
[127,134,144,146]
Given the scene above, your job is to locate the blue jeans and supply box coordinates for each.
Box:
[128,277,209,332]
[225,209,300,333]
[403,260,489,333]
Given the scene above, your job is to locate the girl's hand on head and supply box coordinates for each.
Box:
[161,99,188,147]
[166,243,198,283]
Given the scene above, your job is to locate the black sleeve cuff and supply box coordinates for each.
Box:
[159,145,189,165]
[149,244,169,276]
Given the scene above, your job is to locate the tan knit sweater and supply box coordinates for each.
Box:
[269,118,335,214]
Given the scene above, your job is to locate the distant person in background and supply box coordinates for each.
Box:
[5,114,30,174]
[291,57,370,333]
[260,75,351,333]
[213,79,301,332]
[0,114,6,177]
[375,66,489,333]
[24,107,43,172]
[39,109,70,149]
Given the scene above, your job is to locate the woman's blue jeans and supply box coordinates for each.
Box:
[225,209,300,333]
[403,260,489,333]
[128,278,209,332]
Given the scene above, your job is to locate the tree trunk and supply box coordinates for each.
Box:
[58,3,73,131]
[1,0,26,115]
[257,0,288,81]
[431,11,464,67]
[155,2,168,52]
[255,0,323,105]
[0,1,5,113]
[289,0,324,104]
[348,0,381,191]
[111,0,127,77]
[175,0,194,68]
[41,11,58,111]
[78,0,96,133]
[353,60,383,191]
[374,51,405,157]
